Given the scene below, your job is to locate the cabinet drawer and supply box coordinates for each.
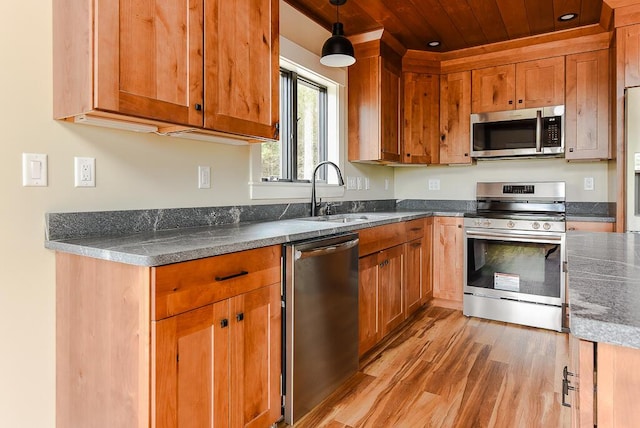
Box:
[152,245,281,320]
[405,219,425,241]
[358,222,406,257]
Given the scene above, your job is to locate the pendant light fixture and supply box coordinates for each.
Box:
[320,0,356,67]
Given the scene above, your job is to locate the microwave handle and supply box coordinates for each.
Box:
[535,110,542,152]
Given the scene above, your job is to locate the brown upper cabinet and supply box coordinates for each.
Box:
[565,50,611,160]
[471,57,565,113]
[440,71,472,164]
[402,72,440,164]
[349,40,402,163]
[53,0,279,141]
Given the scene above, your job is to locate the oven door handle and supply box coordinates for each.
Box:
[465,229,563,244]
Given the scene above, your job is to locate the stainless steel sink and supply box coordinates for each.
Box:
[300,213,390,223]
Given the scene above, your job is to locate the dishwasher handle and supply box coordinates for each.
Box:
[295,238,359,260]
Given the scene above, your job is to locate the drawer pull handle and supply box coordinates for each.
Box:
[221,319,229,328]
[215,270,248,282]
[236,313,244,322]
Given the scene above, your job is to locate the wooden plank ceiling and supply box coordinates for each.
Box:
[284,0,605,51]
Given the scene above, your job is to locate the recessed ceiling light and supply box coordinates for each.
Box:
[558,13,578,22]
[427,40,441,48]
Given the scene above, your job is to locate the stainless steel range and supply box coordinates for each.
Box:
[463,181,566,332]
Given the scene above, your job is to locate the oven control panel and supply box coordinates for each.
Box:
[464,217,566,233]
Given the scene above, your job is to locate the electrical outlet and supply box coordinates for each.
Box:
[198,166,211,189]
[428,179,440,191]
[584,177,594,191]
[384,178,389,191]
[22,153,48,186]
[346,176,357,190]
[356,177,363,190]
[74,157,95,187]
[364,177,370,190]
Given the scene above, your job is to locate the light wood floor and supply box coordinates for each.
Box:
[290,305,570,428]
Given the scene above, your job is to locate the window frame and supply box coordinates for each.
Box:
[277,68,329,183]
[248,36,347,201]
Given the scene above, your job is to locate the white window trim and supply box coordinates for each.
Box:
[249,36,347,201]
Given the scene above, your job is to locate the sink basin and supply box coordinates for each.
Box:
[300,213,391,223]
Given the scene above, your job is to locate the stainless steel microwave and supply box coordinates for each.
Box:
[470,105,564,158]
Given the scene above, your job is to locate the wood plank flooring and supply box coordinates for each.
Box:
[288,305,570,428]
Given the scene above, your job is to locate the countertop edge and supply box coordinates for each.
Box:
[570,315,640,350]
[45,211,441,266]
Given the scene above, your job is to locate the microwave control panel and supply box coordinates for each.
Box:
[543,117,562,147]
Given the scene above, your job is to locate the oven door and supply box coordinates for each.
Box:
[463,228,565,307]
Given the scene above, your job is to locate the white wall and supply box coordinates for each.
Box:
[394,158,615,202]
[0,1,616,426]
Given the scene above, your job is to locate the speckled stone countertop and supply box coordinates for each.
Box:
[46,211,461,266]
[567,232,640,349]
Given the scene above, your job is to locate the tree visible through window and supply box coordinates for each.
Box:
[261,68,327,182]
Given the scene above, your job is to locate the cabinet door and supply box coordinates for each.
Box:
[204,0,279,140]
[569,335,594,428]
[621,24,640,87]
[404,239,423,317]
[348,45,401,163]
[432,217,464,302]
[515,57,565,109]
[95,0,204,126]
[421,217,434,305]
[403,72,440,164]
[358,253,381,356]
[229,283,281,428]
[153,303,229,428]
[471,64,515,113]
[381,61,402,162]
[379,245,404,336]
[565,50,610,160]
[440,71,472,164]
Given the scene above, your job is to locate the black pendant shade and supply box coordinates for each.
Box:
[320,1,355,67]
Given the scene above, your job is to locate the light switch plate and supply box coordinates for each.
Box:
[584,177,594,191]
[428,179,440,191]
[22,153,48,186]
[198,166,211,189]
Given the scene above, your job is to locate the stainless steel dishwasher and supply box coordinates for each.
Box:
[283,233,359,425]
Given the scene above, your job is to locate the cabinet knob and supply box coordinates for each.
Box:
[569,148,574,152]
[236,313,244,322]
[195,103,202,111]
[406,153,411,157]
[518,99,523,104]
[221,319,229,328]
[509,100,513,105]
[273,122,280,140]
[440,134,445,142]
[464,153,469,157]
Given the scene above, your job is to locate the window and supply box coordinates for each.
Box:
[261,68,328,182]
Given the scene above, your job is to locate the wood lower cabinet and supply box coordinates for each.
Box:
[53,0,279,141]
[569,336,640,427]
[379,245,405,336]
[565,49,611,160]
[56,245,281,428]
[471,57,564,113]
[432,217,464,305]
[357,244,404,357]
[358,220,432,356]
[153,283,280,428]
[440,71,472,164]
[348,40,402,163]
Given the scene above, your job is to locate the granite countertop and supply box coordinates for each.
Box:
[45,211,454,266]
[567,231,640,349]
